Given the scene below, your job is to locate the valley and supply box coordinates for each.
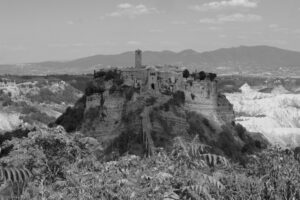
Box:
[0,75,88,133]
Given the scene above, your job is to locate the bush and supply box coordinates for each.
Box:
[146,96,156,106]
[202,118,215,132]
[1,127,90,185]
[191,93,195,100]
[215,128,245,164]
[54,96,86,132]
[207,73,217,81]
[0,128,32,158]
[235,123,247,141]
[20,111,56,125]
[182,69,190,79]
[124,87,135,101]
[171,91,185,106]
[199,71,206,80]
[21,103,39,114]
[0,93,13,106]
[85,81,105,96]
[2,99,12,107]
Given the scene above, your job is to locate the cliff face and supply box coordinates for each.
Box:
[57,82,236,149]
[184,90,235,130]
[82,92,125,148]
[217,94,235,124]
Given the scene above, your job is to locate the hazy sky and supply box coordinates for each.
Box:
[0,0,299,64]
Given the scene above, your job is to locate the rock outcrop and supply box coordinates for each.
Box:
[54,64,267,159]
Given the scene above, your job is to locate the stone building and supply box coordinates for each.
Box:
[135,49,142,68]
[90,49,219,112]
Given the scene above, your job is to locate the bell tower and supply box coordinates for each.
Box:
[135,49,142,68]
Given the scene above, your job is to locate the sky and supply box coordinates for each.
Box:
[0,0,299,64]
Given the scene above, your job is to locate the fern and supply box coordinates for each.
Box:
[0,166,32,199]
[184,170,225,190]
[0,167,31,183]
[163,191,180,200]
[172,136,229,169]
[183,185,213,200]
[200,154,230,168]
[170,136,229,199]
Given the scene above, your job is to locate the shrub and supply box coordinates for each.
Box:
[146,96,156,106]
[2,99,12,107]
[124,87,135,101]
[182,69,190,79]
[215,128,245,164]
[199,71,206,80]
[104,69,120,81]
[171,91,185,106]
[0,93,13,106]
[109,84,117,94]
[235,123,247,141]
[54,96,86,132]
[20,111,56,125]
[207,73,217,81]
[191,93,195,100]
[21,103,39,114]
[85,81,105,96]
[0,128,32,158]
[202,118,215,132]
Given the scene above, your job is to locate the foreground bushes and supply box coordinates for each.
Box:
[0,126,299,200]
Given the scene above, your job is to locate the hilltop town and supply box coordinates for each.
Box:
[87,50,233,124]
[62,50,236,157]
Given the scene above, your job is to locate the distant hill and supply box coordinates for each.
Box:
[1,45,300,76]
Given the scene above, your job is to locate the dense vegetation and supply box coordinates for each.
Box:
[53,95,86,132]
[0,127,299,199]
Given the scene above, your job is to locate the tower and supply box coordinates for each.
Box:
[135,49,142,68]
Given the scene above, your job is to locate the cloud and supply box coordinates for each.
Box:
[189,0,257,11]
[171,20,187,25]
[269,24,279,28]
[294,29,300,34]
[118,3,132,9]
[48,43,69,48]
[264,39,288,45]
[268,24,290,33]
[107,3,159,18]
[149,29,164,33]
[199,13,262,23]
[208,26,222,31]
[237,35,248,39]
[66,20,75,25]
[199,18,219,24]
[127,41,141,45]
[219,13,262,22]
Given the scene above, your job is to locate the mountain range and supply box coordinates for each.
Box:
[1,45,300,76]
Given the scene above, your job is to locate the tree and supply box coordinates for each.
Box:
[208,73,217,81]
[182,69,190,79]
[199,71,206,80]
